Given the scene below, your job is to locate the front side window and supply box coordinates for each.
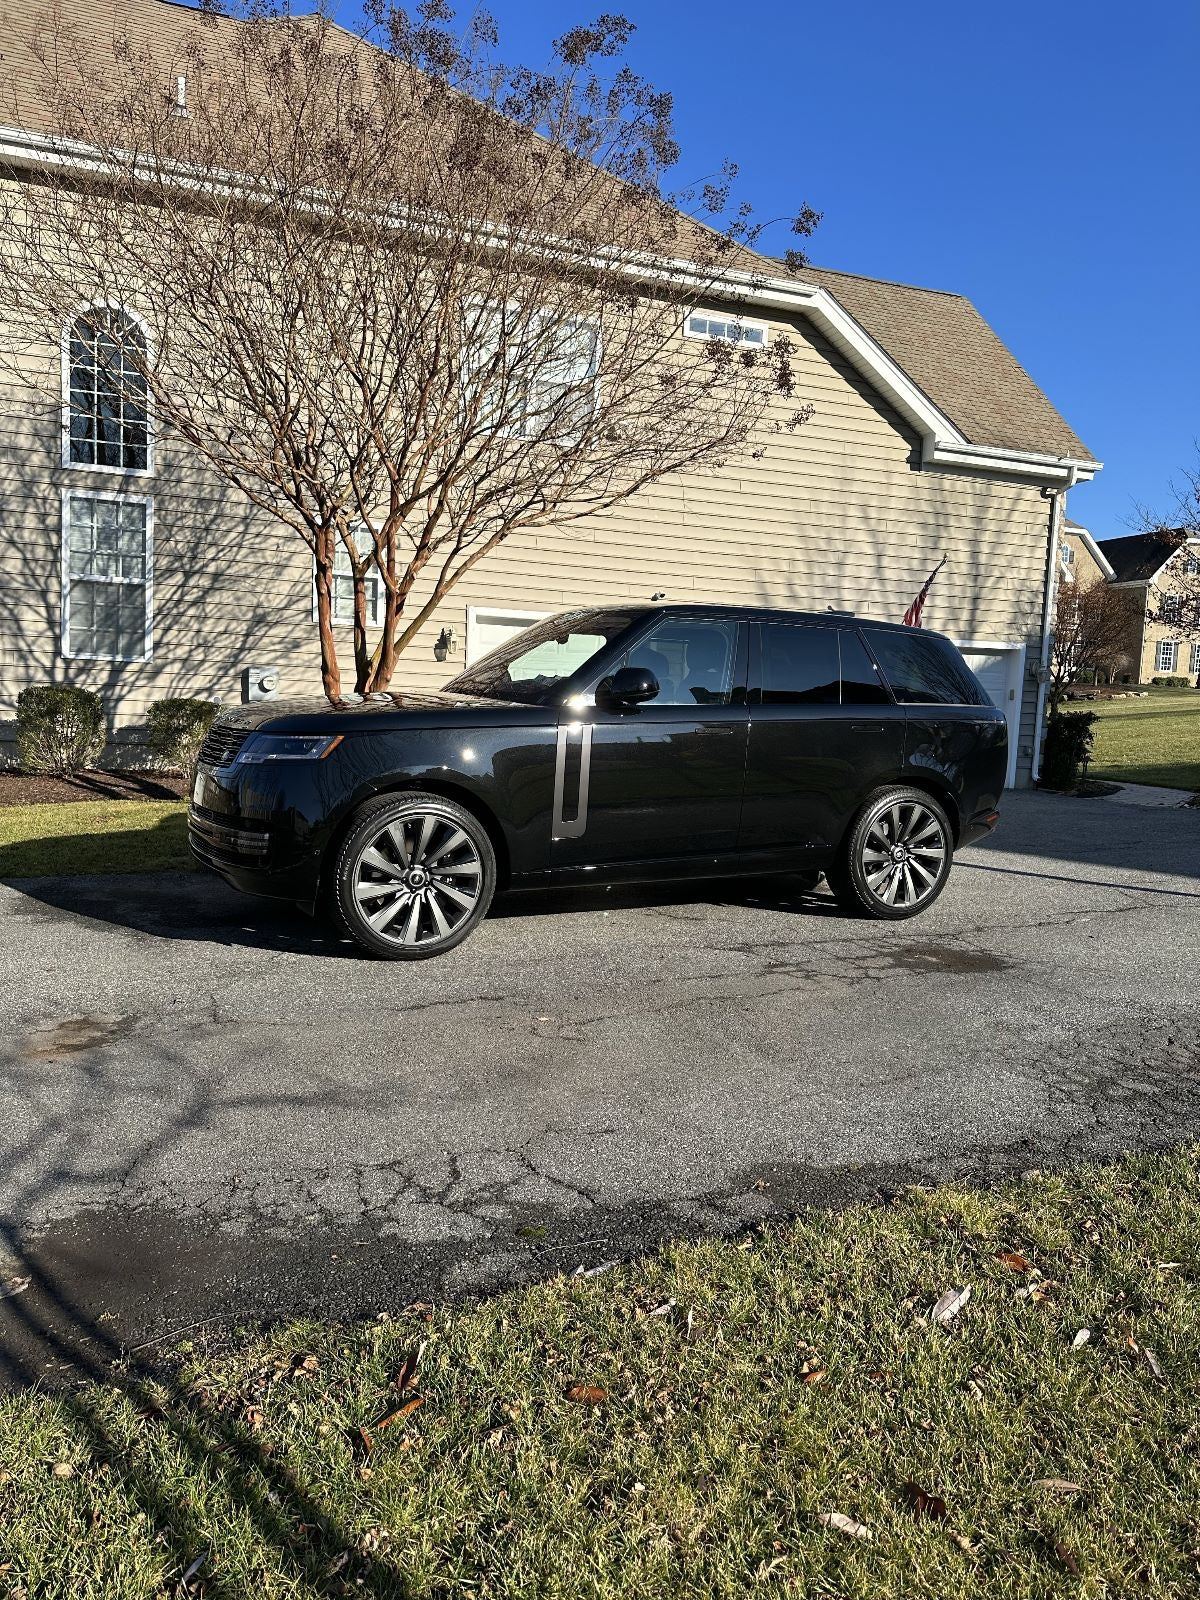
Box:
[328,525,382,628]
[62,492,151,660]
[66,307,150,471]
[444,610,635,704]
[625,619,739,706]
[757,623,839,705]
[1191,642,1200,674]
[1156,639,1178,672]
[862,628,990,706]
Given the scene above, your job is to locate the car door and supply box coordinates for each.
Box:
[550,616,750,871]
[738,621,906,864]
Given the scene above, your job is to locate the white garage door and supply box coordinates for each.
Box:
[959,645,1022,788]
[466,607,548,664]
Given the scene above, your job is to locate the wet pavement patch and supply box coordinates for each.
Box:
[25,1015,137,1058]
[884,943,1011,975]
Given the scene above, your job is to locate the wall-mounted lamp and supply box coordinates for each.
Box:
[434,625,459,663]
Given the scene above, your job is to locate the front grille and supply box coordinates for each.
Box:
[198,721,251,769]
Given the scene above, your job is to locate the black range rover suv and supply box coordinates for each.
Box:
[189,604,1006,958]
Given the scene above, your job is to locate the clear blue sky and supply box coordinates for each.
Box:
[335,0,1198,535]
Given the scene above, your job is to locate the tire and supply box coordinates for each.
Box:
[827,787,953,921]
[331,791,497,959]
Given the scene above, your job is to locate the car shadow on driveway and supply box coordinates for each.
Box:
[0,868,842,957]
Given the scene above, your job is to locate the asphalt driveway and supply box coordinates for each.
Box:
[2,790,1198,1384]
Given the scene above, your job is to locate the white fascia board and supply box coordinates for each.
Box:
[1071,524,1115,578]
[0,121,1101,486]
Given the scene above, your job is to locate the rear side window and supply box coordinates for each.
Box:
[759,623,839,704]
[838,629,891,704]
[862,628,991,706]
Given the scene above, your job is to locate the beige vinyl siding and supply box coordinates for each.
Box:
[0,263,1053,781]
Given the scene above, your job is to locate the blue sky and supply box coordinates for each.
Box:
[333,0,1198,535]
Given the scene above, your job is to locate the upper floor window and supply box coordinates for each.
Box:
[1161,593,1182,624]
[464,301,599,443]
[1060,543,1075,564]
[684,310,768,350]
[1185,550,1200,577]
[65,306,151,473]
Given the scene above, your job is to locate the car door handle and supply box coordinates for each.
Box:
[850,722,886,733]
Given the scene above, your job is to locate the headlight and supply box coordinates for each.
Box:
[235,734,343,763]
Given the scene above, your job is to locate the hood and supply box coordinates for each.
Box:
[214,688,540,735]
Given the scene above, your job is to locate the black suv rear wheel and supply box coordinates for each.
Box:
[331,792,497,959]
[827,786,952,920]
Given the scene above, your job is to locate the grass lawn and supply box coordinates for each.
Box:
[0,798,189,876]
[1085,686,1200,791]
[3,1150,1199,1598]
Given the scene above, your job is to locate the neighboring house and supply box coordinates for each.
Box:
[1059,520,1115,590]
[1098,531,1200,683]
[0,0,1101,787]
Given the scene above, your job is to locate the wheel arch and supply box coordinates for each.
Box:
[836,774,961,861]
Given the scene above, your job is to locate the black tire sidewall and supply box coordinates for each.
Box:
[839,787,952,921]
[332,792,496,959]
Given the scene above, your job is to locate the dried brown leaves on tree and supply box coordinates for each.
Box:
[1049,573,1137,705]
[1136,454,1200,643]
[0,0,818,696]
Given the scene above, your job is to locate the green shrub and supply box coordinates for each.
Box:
[1040,709,1098,791]
[16,683,106,775]
[147,696,221,770]
[1151,675,1192,688]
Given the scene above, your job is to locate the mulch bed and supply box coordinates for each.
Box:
[0,769,189,806]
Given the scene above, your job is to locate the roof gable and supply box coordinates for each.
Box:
[1097,531,1186,584]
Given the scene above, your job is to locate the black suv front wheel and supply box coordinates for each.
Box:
[827,787,953,920]
[331,791,497,959]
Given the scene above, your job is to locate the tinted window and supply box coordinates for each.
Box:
[625,619,738,706]
[862,628,990,706]
[839,629,891,704]
[445,609,636,703]
[759,623,839,704]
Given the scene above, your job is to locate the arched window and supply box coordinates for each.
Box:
[65,306,150,472]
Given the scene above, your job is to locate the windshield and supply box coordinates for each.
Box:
[444,610,638,704]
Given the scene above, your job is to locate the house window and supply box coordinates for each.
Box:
[466,303,599,442]
[323,524,382,628]
[1161,593,1182,624]
[1191,642,1200,675]
[1060,543,1074,564]
[684,310,768,349]
[65,306,151,472]
[1186,551,1200,576]
[62,491,152,661]
[1156,639,1178,673]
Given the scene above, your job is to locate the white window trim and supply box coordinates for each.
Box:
[1155,639,1178,673]
[462,297,602,445]
[61,298,156,477]
[683,308,770,349]
[1191,642,1200,674]
[465,605,548,665]
[60,486,154,662]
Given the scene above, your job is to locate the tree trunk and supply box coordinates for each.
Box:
[313,536,342,701]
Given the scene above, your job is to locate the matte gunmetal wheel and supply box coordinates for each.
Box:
[332,792,496,959]
[828,787,952,921]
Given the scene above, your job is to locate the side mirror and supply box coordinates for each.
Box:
[598,666,659,709]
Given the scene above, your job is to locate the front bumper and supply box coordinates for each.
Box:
[187,761,333,903]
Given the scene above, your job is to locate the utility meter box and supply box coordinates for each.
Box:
[242,665,280,702]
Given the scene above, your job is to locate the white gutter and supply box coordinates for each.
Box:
[0,121,1102,489]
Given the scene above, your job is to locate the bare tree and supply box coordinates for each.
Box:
[1049,575,1134,708]
[0,2,818,698]
[1134,452,1200,641]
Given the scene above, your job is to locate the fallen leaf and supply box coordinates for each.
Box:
[995,1251,1032,1272]
[817,1511,872,1541]
[1071,1329,1091,1349]
[801,1368,828,1385]
[1054,1539,1081,1575]
[291,1353,319,1375]
[1143,1346,1166,1383]
[930,1285,971,1323]
[371,1396,424,1430]
[648,1299,676,1317]
[244,1406,264,1432]
[393,1345,424,1393]
[572,1260,617,1279]
[564,1384,607,1406]
[51,1461,74,1479]
[1035,1478,1083,1493]
[355,1425,374,1456]
[951,1532,979,1554]
[901,1481,948,1520]
[180,1551,207,1590]
[0,1275,31,1301]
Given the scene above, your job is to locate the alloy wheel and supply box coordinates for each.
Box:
[353,810,484,949]
[858,800,947,910]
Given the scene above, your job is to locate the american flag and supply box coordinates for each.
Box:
[903,556,946,627]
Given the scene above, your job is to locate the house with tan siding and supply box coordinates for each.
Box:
[1098,531,1200,684]
[0,0,1099,786]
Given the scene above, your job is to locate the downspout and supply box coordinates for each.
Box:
[1031,465,1080,782]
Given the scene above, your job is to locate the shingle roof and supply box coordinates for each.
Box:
[793,266,1093,461]
[1097,532,1184,583]
[0,0,1095,467]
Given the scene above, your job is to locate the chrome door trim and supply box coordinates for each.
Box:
[552,721,593,840]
